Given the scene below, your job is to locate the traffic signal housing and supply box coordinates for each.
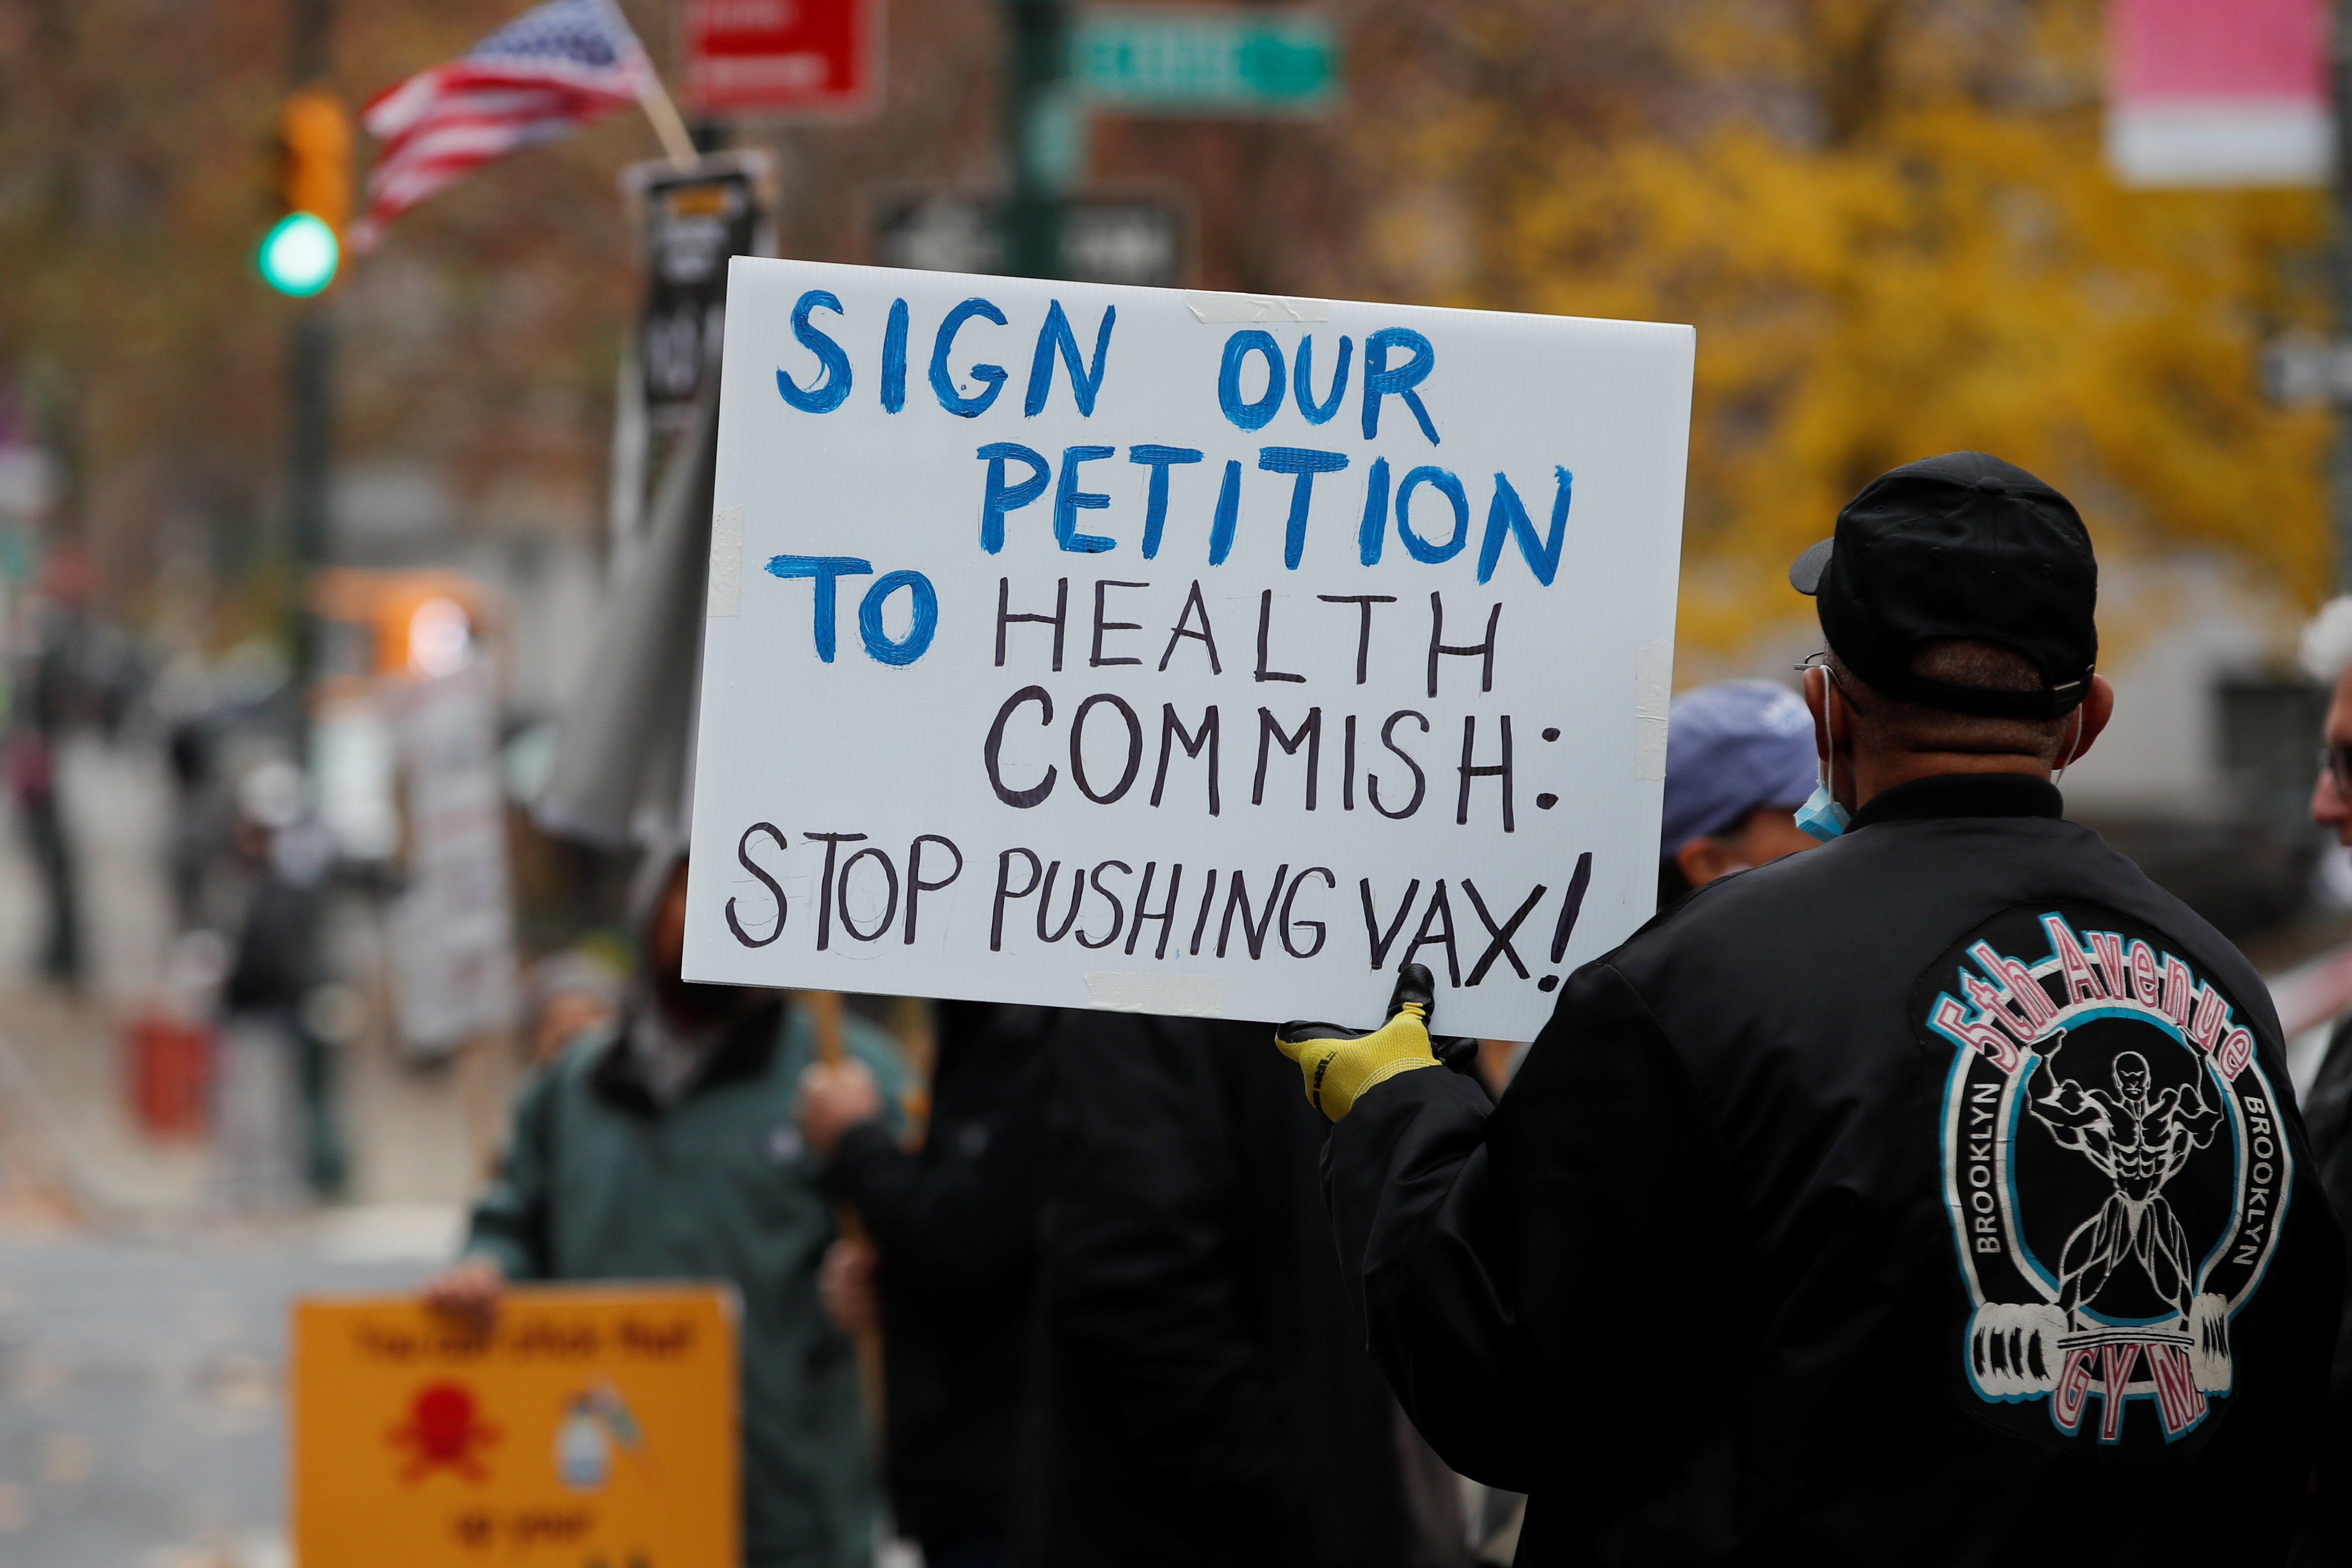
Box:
[261,87,350,296]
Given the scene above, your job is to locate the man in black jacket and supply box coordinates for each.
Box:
[1018,1010,1461,1568]
[800,1002,1054,1568]
[1282,452,2343,1564]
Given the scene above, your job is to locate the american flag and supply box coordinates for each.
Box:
[351,0,653,250]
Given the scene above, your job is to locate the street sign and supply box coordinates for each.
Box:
[628,153,777,435]
[683,0,882,121]
[291,1286,739,1568]
[683,262,1693,1041]
[870,188,1191,287]
[2260,334,2352,407]
[1071,6,1338,115]
[2107,0,2327,187]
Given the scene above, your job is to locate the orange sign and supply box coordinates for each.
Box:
[291,1286,739,1568]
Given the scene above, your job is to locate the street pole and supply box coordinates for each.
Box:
[2334,0,2352,590]
[290,0,334,664]
[1004,0,1069,278]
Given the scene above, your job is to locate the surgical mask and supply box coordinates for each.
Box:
[1795,663,1849,841]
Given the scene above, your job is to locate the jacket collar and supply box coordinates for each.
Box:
[1847,771,2063,832]
[588,996,784,1116]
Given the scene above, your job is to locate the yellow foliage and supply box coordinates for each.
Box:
[1383,0,2333,658]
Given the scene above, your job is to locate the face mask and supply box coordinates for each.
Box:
[1795,661,1849,841]
[1795,780,1849,842]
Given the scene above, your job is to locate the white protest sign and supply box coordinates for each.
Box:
[683,260,1691,1039]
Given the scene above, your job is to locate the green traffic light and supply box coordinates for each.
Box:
[259,212,339,296]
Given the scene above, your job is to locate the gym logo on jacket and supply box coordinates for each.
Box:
[1915,905,2290,1453]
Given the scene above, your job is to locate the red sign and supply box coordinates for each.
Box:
[2106,0,2328,186]
[683,0,881,121]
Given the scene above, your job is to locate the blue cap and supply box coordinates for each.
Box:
[1660,680,1818,861]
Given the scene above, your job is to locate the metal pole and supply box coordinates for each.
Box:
[1004,0,1068,278]
[290,0,334,646]
[2333,0,2352,590]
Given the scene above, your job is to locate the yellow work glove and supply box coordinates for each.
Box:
[1277,962,1463,1121]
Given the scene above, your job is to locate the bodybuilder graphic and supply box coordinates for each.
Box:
[2028,1037,2224,1321]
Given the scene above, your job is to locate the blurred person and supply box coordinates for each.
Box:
[220,760,340,1199]
[519,946,624,1065]
[425,838,908,1568]
[799,1002,1055,1568]
[1012,1008,1467,1568]
[1281,454,2342,1564]
[1657,679,1823,904]
[2290,596,2352,1566]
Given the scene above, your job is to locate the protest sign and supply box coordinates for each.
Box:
[291,1286,738,1568]
[683,263,1692,1039]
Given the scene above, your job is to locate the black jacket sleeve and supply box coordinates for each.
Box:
[1039,1014,1290,1522]
[1325,960,1760,1507]
[827,1051,1044,1299]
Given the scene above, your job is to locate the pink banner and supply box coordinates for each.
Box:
[2107,0,2329,185]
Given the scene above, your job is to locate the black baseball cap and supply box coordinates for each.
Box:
[1788,451,2097,720]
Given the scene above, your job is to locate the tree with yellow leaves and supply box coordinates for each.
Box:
[1356,0,2333,658]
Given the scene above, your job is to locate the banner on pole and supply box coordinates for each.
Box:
[682,0,881,122]
[683,264,1692,1040]
[291,1286,738,1568]
[2107,0,2328,187]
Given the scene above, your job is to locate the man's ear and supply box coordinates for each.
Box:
[2060,676,2115,769]
[1803,665,1841,765]
[1675,834,1741,891]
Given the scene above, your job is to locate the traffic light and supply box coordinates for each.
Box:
[260,87,350,296]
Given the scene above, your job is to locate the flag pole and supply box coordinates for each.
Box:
[633,64,699,169]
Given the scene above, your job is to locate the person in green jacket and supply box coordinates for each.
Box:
[425,841,907,1568]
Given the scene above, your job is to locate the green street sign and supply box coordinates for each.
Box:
[1071,7,1338,115]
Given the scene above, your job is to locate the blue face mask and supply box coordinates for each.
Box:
[1795,779,1849,842]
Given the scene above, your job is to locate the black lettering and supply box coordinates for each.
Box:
[1125,862,1184,958]
[1457,715,1514,830]
[1426,592,1500,698]
[985,686,1058,807]
[1189,869,1220,956]
[1218,865,1290,958]
[991,848,1044,951]
[904,834,963,944]
[803,833,868,951]
[1361,878,1423,970]
[1152,704,1221,816]
[1254,706,1322,809]
[1079,860,1132,950]
[836,845,900,942]
[1070,693,1144,803]
[1461,878,1545,984]
[996,575,1068,671]
[1368,710,1428,819]
[1404,879,1462,987]
[1255,589,1305,683]
[1036,862,1085,943]
[1159,579,1223,674]
[726,822,789,947]
[1318,594,1396,684]
[1549,851,1592,964]
[1090,579,1147,667]
[1281,867,1336,957]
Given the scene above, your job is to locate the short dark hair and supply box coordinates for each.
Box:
[1833,640,2072,758]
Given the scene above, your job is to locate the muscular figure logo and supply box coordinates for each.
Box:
[2028,1038,2224,1321]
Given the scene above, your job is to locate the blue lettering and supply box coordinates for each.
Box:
[1293,335,1352,426]
[860,571,939,665]
[765,555,875,662]
[1129,444,1204,560]
[930,297,1010,417]
[1210,459,1243,565]
[1395,466,1469,563]
[977,442,1052,553]
[777,289,852,414]
[1362,327,1439,445]
[1358,457,1390,566]
[1055,445,1118,553]
[1476,468,1573,586]
[1025,300,1117,416]
[880,298,910,413]
[1259,447,1350,570]
[1218,330,1285,431]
